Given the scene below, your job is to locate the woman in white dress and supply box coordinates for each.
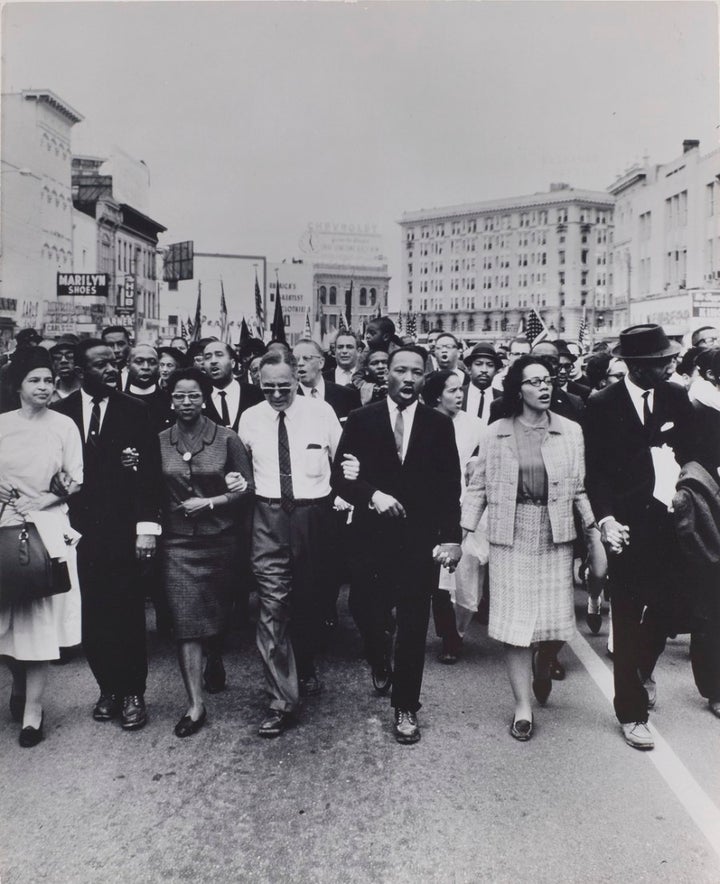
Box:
[0,348,83,747]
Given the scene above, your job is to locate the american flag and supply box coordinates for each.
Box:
[303,308,312,339]
[254,271,265,340]
[406,312,416,338]
[525,308,548,346]
[578,307,590,353]
[180,318,188,339]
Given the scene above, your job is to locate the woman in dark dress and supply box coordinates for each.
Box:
[159,368,254,737]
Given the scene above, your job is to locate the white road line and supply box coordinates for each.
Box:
[570,631,720,865]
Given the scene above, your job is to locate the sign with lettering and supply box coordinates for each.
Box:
[299,222,386,267]
[116,276,136,315]
[57,273,109,298]
[630,290,720,335]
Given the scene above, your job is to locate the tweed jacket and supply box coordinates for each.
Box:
[461,412,595,546]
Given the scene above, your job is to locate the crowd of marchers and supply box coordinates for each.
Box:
[0,318,718,750]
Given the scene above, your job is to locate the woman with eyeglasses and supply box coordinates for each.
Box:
[461,355,597,741]
[159,367,254,737]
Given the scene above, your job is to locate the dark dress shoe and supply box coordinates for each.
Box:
[174,707,207,738]
[203,653,226,694]
[532,649,552,705]
[371,665,393,695]
[10,694,25,723]
[93,693,120,722]
[438,651,459,665]
[19,714,44,748]
[120,695,147,730]
[299,674,324,697]
[393,709,420,744]
[258,709,294,738]
[510,716,533,742]
[549,658,566,681]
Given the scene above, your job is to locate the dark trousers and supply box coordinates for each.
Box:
[251,498,332,711]
[77,544,148,698]
[431,589,462,655]
[350,558,438,713]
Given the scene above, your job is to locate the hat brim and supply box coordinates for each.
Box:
[463,353,503,369]
[611,340,681,360]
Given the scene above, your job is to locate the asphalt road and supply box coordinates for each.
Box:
[2,586,719,884]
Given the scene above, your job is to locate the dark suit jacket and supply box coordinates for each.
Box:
[692,400,720,478]
[52,390,162,558]
[488,386,584,425]
[331,400,461,580]
[566,379,592,402]
[124,388,175,435]
[460,384,501,415]
[204,380,264,432]
[298,381,361,423]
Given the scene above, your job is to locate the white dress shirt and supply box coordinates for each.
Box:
[464,384,492,427]
[128,383,157,396]
[386,397,418,463]
[239,396,342,499]
[212,379,241,425]
[300,376,326,400]
[624,375,654,425]
[334,366,353,386]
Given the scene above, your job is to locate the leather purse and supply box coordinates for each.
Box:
[0,518,71,610]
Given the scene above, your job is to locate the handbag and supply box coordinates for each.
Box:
[0,511,71,609]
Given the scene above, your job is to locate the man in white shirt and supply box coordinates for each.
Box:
[329,332,360,387]
[203,340,263,431]
[294,338,361,423]
[460,343,501,427]
[234,349,342,738]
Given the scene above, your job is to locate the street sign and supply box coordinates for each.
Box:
[116,275,136,315]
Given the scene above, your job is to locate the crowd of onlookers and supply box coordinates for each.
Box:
[0,317,718,751]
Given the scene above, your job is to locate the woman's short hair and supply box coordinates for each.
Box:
[166,366,213,398]
[498,355,549,417]
[422,370,456,408]
[584,352,612,389]
[695,347,720,381]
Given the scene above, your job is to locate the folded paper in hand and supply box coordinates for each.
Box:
[650,444,681,509]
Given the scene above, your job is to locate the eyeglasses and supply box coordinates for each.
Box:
[697,336,718,347]
[171,393,204,402]
[521,376,553,388]
[261,385,293,394]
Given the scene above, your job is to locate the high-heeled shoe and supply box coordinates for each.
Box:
[174,706,207,738]
[9,694,25,723]
[19,713,44,748]
[532,648,552,705]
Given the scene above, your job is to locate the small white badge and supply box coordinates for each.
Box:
[182,451,192,462]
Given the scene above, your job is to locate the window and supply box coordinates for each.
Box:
[329,286,337,305]
[359,287,367,306]
[319,286,327,305]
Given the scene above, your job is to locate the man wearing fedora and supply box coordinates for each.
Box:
[461,343,502,427]
[583,324,697,750]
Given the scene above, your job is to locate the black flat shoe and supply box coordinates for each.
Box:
[174,707,207,738]
[203,653,226,694]
[532,649,552,705]
[9,694,25,723]
[19,713,44,748]
[510,716,533,742]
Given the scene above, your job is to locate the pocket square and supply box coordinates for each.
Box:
[660,421,674,432]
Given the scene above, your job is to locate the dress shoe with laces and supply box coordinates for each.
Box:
[9,694,25,723]
[622,721,654,750]
[258,709,294,738]
[120,695,147,731]
[510,716,533,742]
[393,708,420,744]
[93,693,121,722]
[532,649,552,705]
[174,707,207,738]
[203,653,226,694]
[19,713,44,748]
[299,674,324,698]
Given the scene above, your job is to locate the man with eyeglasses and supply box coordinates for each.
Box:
[293,338,360,424]
[434,333,467,383]
[232,349,343,737]
[49,334,81,402]
[691,326,719,351]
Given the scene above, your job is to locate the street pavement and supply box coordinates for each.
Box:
[2,585,720,884]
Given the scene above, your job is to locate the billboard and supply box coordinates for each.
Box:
[267,262,314,342]
[57,273,109,298]
[629,290,720,335]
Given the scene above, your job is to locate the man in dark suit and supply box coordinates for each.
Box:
[460,343,503,428]
[52,339,162,730]
[101,325,132,391]
[332,347,462,745]
[293,339,361,424]
[203,340,263,432]
[323,331,360,388]
[124,343,174,434]
[583,324,697,750]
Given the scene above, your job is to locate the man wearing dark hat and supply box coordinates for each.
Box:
[461,343,502,427]
[49,334,81,402]
[583,324,697,750]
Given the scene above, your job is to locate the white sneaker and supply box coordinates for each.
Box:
[622,721,654,750]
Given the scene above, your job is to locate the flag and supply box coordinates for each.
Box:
[338,310,349,333]
[191,282,203,342]
[254,271,265,340]
[374,302,382,319]
[303,308,313,339]
[578,307,590,353]
[239,317,251,345]
[186,314,194,338]
[517,317,525,336]
[345,280,353,329]
[219,280,229,343]
[525,308,548,346]
[180,318,188,339]
[406,312,416,339]
[270,277,287,344]
[397,311,404,333]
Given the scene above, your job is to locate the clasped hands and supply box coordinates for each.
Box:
[432,543,463,573]
[600,518,630,555]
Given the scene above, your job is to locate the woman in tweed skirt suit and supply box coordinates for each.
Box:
[461,356,597,741]
[159,368,254,737]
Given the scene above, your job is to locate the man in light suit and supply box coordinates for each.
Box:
[332,347,462,744]
[53,339,162,730]
[583,324,697,750]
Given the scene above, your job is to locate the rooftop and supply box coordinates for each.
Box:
[21,89,83,125]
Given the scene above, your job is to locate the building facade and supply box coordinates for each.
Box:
[399,185,614,342]
[608,140,720,336]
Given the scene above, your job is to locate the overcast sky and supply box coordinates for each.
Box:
[2,0,718,316]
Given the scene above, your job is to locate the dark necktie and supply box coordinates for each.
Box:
[278,411,295,513]
[477,389,486,419]
[116,372,123,392]
[218,390,231,426]
[87,396,103,448]
[394,406,405,462]
[642,390,652,427]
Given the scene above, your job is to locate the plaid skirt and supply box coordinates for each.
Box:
[488,503,576,647]
[162,532,238,641]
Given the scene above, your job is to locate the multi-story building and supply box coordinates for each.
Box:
[1,90,83,337]
[399,185,614,341]
[608,140,720,336]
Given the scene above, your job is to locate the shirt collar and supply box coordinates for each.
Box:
[624,374,653,409]
[81,387,110,405]
[387,397,419,418]
[169,414,217,448]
